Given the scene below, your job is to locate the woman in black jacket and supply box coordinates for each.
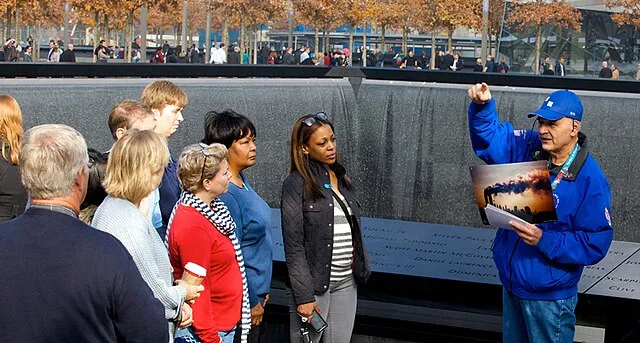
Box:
[281,112,370,343]
[0,95,28,222]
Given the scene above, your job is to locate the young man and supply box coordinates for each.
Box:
[468,83,613,343]
[140,81,188,233]
[106,100,163,234]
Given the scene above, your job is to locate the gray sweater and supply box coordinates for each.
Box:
[92,196,185,341]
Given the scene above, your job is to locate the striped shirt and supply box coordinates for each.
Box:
[331,192,354,282]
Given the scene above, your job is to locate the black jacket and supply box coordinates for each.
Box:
[0,153,27,222]
[442,54,454,70]
[281,161,370,305]
[283,52,295,65]
[59,49,76,62]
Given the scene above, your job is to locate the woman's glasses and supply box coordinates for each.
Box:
[199,143,215,181]
[302,112,328,127]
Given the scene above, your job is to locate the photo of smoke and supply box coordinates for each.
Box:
[469,161,558,225]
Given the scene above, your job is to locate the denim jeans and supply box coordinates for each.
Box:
[174,327,235,343]
[218,327,235,343]
[503,289,578,343]
[174,327,200,343]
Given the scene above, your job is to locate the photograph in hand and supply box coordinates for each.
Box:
[469,160,558,226]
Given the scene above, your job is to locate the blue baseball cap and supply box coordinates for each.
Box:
[528,90,583,121]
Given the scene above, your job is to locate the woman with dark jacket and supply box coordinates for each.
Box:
[281,112,370,343]
[0,95,28,222]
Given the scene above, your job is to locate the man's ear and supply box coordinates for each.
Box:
[151,108,161,120]
[115,127,126,140]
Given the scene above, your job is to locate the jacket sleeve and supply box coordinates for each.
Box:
[159,158,181,225]
[178,223,221,343]
[110,242,169,343]
[281,174,316,305]
[218,192,259,307]
[108,220,185,320]
[537,173,614,266]
[468,98,537,164]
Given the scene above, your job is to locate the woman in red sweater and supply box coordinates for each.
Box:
[168,143,250,343]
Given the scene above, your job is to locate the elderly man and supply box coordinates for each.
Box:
[0,124,167,342]
[59,43,76,62]
[468,84,613,343]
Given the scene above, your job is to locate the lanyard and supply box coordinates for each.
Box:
[549,143,580,190]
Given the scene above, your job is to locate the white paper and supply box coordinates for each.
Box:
[484,204,529,230]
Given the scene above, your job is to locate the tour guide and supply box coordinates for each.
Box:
[467,83,613,343]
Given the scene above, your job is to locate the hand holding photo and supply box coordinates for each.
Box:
[469,160,558,227]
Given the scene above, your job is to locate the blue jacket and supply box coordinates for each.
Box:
[469,99,614,300]
[159,156,181,226]
[219,175,273,308]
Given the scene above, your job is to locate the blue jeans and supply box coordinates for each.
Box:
[503,289,577,343]
[174,327,236,343]
[218,327,235,343]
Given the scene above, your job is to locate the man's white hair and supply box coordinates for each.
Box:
[19,124,88,199]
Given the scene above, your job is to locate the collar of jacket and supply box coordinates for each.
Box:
[531,132,588,181]
[308,158,347,182]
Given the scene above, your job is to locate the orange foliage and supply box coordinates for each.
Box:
[507,0,581,31]
[606,0,640,30]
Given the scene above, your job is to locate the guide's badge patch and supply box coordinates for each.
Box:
[605,207,612,227]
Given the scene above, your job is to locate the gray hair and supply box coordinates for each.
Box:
[20,124,88,199]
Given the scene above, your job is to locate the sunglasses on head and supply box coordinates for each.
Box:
[198,143,215,181]
[302,112,329,127]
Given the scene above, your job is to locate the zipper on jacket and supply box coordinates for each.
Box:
[508,239,521,291]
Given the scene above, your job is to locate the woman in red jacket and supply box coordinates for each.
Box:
[168,143,250,343]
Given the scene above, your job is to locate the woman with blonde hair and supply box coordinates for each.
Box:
[167,143,250,343]
[0,94,28,222]
[92,130,203,341]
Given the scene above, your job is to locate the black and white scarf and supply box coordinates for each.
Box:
[166,192,251,343]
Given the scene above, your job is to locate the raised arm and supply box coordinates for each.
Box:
[467,83,537,164]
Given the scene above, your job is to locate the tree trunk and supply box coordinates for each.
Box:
[93,12,100,62]
[205,9,212,63]
[181,0,188,52]
[63,3,69,43]
[534,24,541,75]
[430,30,436,69]
[349,26,354,66]
[253,27,258,64]
[287,0,293,49]
[34,23,41,61]
[381,25,385,52]
[222,18,229,50]
[6,6,12,39]
[174,24,179,47]
[14,7,20,42]
[402,27,408,54]
[239,21,245,64]
[362,22,367,66]
[140,6,148,62]
[126,14,134,62]
[314,27,319,54]
[322,29,327,53]
[447,28,453,52]
[103,14,109,46]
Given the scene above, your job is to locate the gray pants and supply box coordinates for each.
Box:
[288,276,357,343]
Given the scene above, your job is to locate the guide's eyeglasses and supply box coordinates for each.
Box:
[302,112,329,127]
[199,143,215,181]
